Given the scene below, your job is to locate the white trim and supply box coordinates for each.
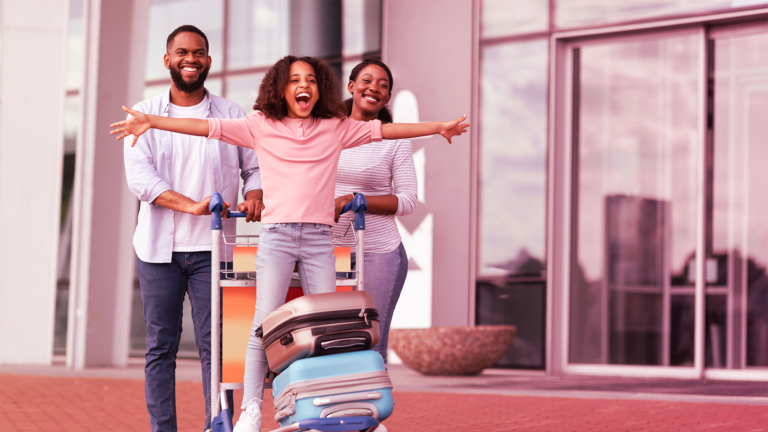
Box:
[694,26,708,380]
[544,37,558,376]
[482,368,548,377]
[565,364,700,379]
[704,368,768,382]
[467,0,481,327]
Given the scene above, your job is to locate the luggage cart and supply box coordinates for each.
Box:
[208,192,369,431]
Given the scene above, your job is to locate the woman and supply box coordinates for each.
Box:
[333,59,417,367]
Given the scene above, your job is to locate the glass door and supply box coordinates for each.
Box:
[707,23,768,371]
[562,20,768,376]
[568,30,702,367]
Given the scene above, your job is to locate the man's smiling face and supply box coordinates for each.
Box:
[164,31,211,93]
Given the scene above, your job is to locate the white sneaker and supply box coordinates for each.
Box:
[374,425,387,432]
[233,398,262,432]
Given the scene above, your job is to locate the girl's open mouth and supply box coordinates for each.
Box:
[296,92,311,109]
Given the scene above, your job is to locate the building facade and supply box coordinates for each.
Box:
[0,0,765,381]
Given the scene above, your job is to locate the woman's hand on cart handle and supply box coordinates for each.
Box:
[334,194,354,223]
[238,190,264,222]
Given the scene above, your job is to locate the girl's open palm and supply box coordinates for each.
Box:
[110,106,151,147]
[439,115,470,144]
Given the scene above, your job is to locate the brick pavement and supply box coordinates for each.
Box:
[1,374,767,431]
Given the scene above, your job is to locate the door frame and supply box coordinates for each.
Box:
[545,6,768,381]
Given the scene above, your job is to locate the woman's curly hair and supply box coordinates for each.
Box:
[254,55,347,120]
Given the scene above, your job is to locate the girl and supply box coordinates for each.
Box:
[333,60,414,369]
[111,55,469,432]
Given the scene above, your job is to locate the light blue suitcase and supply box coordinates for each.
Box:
[272,351,394,429]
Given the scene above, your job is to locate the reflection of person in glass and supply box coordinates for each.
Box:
[122,25,263,432]
[333,60,417,372]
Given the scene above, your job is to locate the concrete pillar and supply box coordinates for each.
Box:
[0,0,69,365]
[289,0,342,58]
[66,0,149,369]
[382,0,475,327]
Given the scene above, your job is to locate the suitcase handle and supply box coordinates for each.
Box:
[339,193,367,230]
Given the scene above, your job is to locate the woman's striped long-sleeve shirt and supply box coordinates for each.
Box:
[332,138,417,253]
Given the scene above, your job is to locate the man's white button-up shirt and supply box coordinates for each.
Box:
[124,88,261,263]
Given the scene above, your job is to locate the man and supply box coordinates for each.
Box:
[123,25,262,432]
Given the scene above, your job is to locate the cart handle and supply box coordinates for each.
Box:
[339,193,367,230]
[210,192,367,230]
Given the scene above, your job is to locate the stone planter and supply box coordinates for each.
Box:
[389,326,516,376]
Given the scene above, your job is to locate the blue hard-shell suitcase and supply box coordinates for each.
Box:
[272,351,394,428]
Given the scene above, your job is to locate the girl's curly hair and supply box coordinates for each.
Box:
[253,55,347,120]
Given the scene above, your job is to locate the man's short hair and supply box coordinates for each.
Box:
[166,25,209,53]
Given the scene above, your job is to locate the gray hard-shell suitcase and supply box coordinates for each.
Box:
[256,290,380,373]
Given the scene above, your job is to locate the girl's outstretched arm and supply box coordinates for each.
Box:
[110,105,209,147]
[381,114,470,144]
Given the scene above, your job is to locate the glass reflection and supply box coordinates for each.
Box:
[145,0,223,81]
[570,33,701,365]
[342,0,381,56]
[478,40,548,278]
[556,0,768,29]
[711,28,768,368]
[225,73,266,114]
[476,281,546,369]
[481,0,549,38]
[227,0,288,70]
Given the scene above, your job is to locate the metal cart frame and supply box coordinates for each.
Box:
[208,192,369,426]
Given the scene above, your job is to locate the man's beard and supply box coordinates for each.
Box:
[170,62,210,93]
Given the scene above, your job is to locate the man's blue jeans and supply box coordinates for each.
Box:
[137,252,233,432]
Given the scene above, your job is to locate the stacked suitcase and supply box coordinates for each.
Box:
[257,196,394,432]
[259,291,393,432]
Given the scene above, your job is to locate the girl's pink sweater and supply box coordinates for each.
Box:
[207,111,382,226]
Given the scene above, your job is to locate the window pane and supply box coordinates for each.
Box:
[556,0,768,30]
[227,0,289,70]
[145,0,223,81]
[343,0,381,56]
[569,33,701,365]
[478,40,548,277]
[711,29,768,367]
[225,73,265,114]
[481,0,549,38]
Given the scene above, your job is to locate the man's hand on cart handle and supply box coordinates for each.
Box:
[193,196,230,219]
[238,190,264,222]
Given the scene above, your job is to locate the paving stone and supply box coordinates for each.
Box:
[1,374,767,431]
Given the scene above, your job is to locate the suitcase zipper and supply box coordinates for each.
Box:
[260,308,379,347]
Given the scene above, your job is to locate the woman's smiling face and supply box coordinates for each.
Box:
[283,61,319,119]
[348,64,391,119]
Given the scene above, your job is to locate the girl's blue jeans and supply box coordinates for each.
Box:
[241,223,337,409]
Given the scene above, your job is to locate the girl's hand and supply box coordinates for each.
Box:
[439,114,470,144]
[110,106,152,147]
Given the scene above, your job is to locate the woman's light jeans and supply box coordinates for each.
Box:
[241,223,337,409]
[351,242,408,363]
